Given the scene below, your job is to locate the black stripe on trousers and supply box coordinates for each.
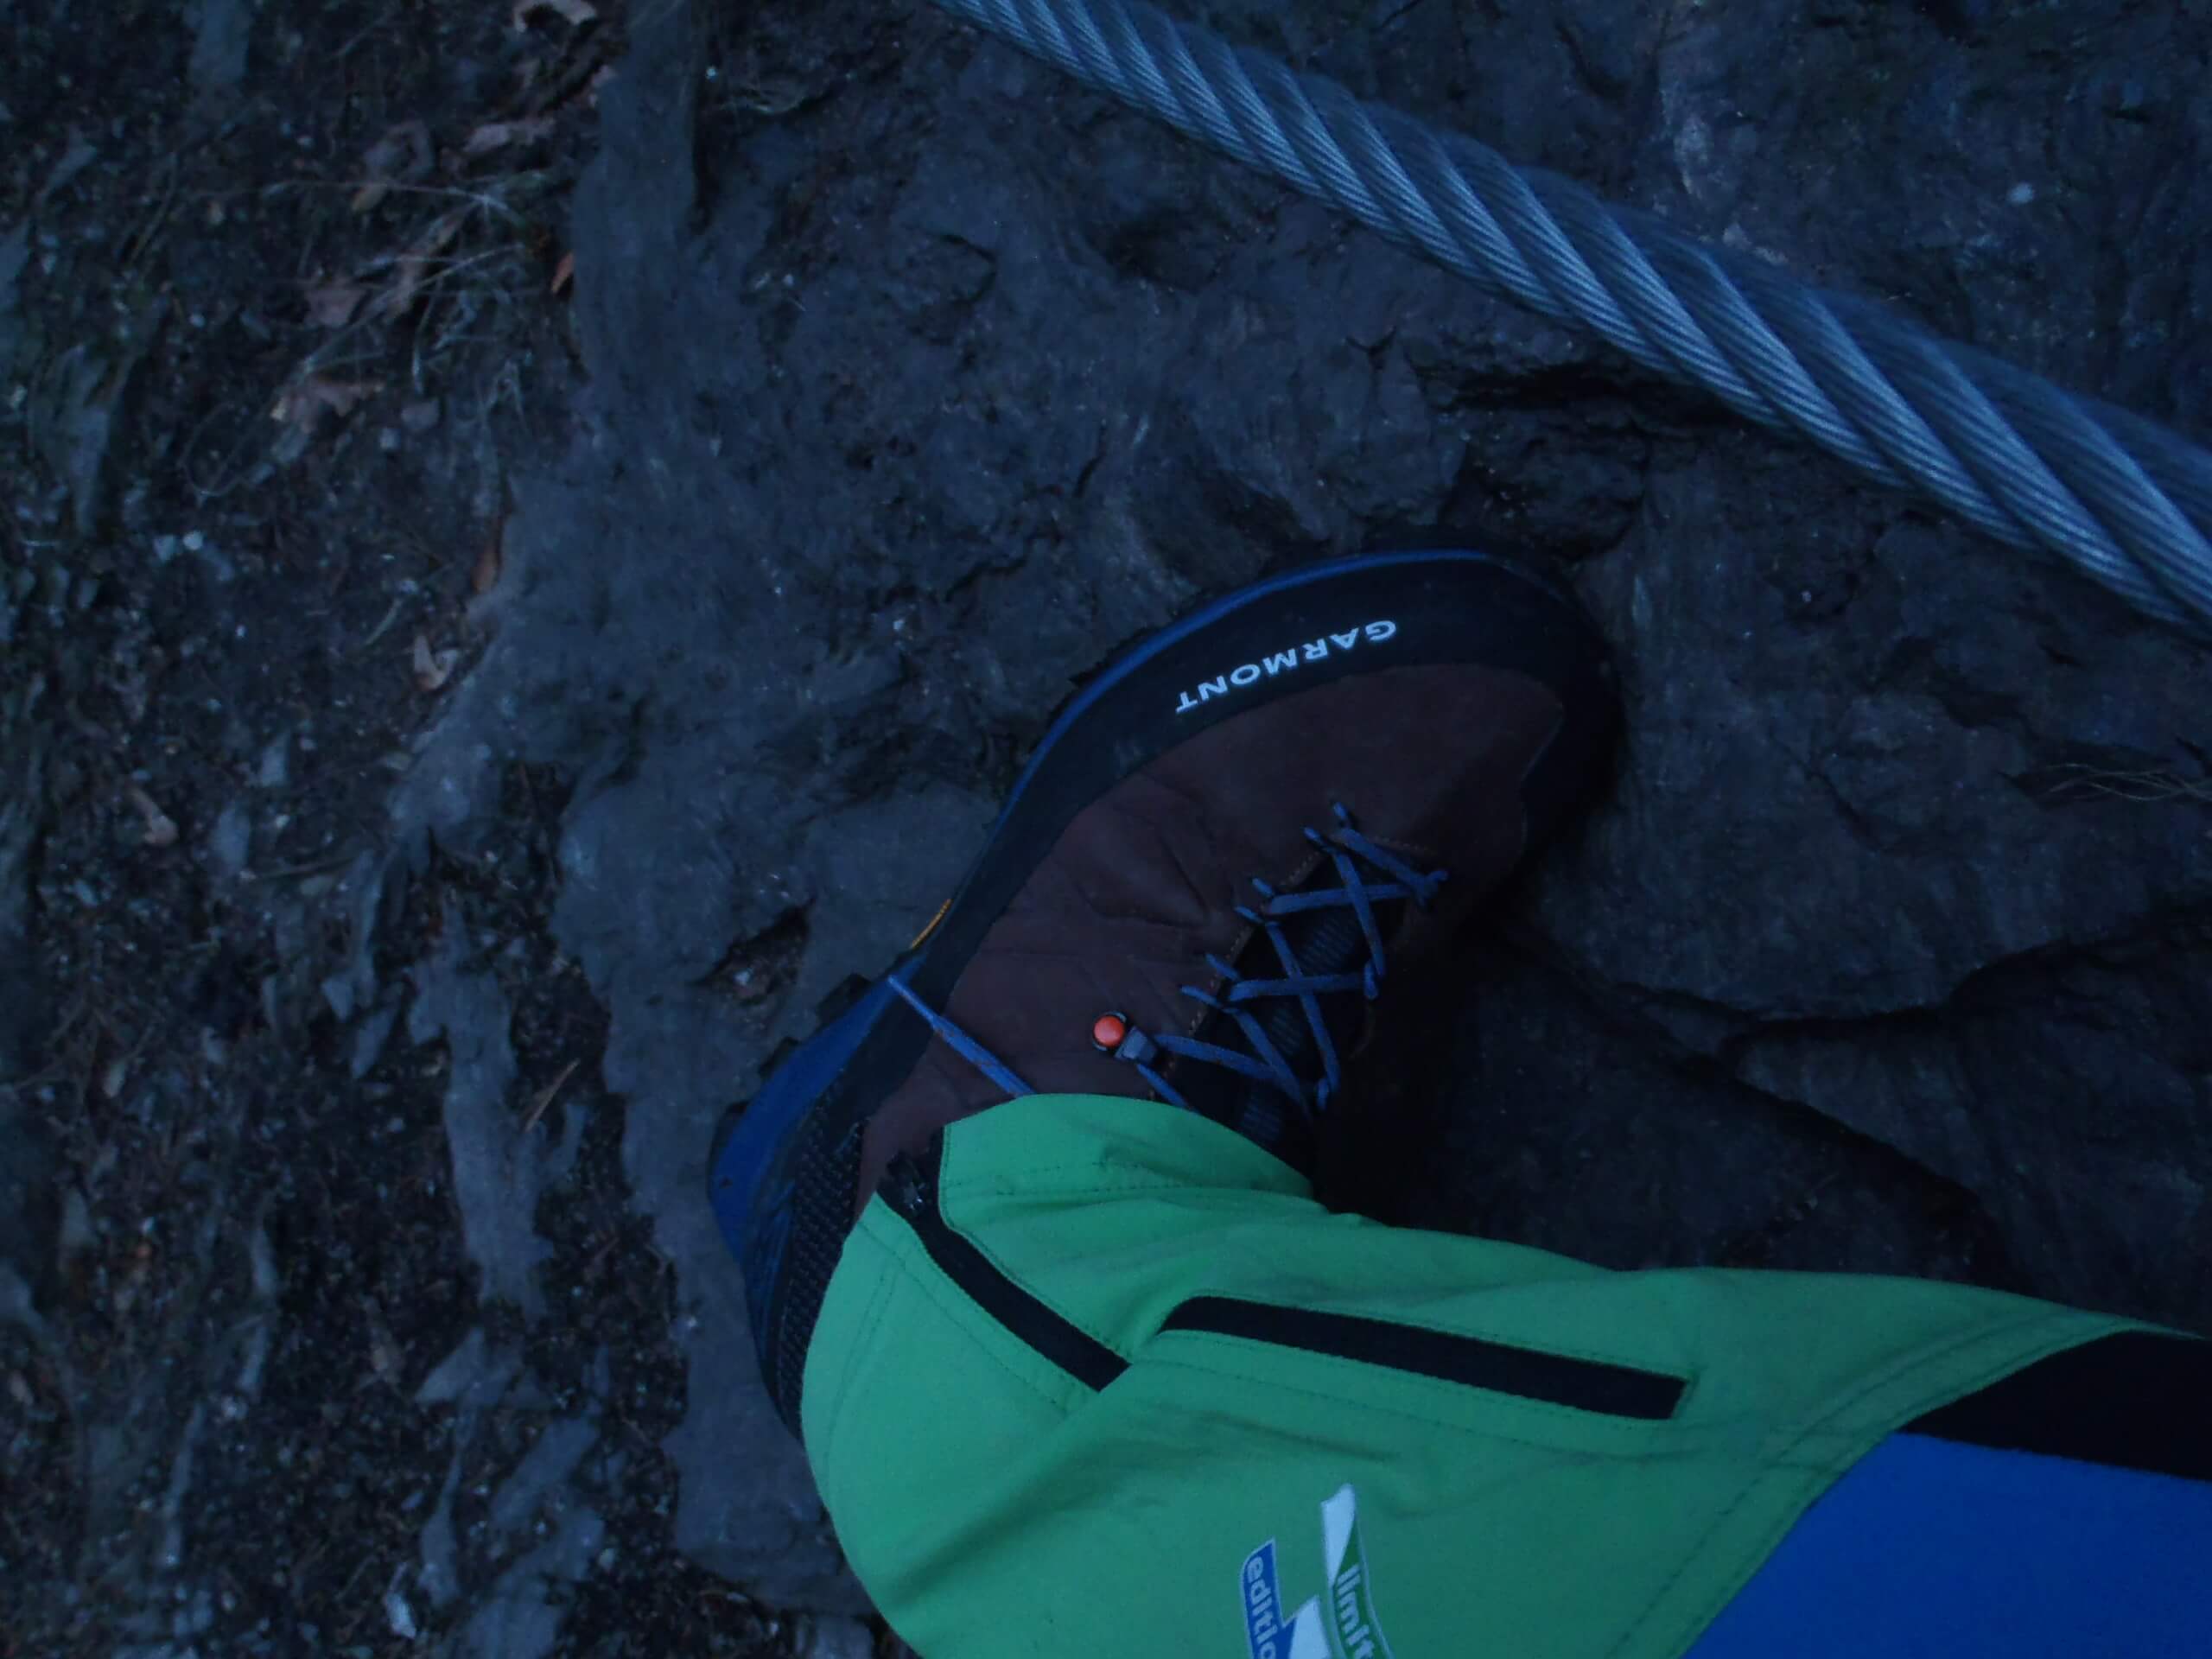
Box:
[1907,1332,2212,1481]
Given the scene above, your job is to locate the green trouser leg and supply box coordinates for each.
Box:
[802,1096,2133,1659]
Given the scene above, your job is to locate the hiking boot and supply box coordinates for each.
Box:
[710,549,1618,1431]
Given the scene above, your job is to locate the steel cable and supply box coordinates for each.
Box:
[931,0,2212,635]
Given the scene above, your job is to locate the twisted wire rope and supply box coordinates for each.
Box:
[933,0,2212,636]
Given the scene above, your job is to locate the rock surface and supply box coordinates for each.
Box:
[383,0,2212,1610]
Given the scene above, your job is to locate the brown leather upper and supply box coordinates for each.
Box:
[856,663,1566,1205]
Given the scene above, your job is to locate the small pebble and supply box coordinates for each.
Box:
[257,735,289,789]
[2007,181,2036,206]
[209,799,252,878]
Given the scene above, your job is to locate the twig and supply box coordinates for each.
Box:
[584,1228,622,1275]
[296,243,527,386]
[179,397,264,503]
[519,1058,580,1138]
[122,155,184,270]
[251,179,534,221]
[244,850,362,882]
[2035,763,2212,805]
[356,594,407,653]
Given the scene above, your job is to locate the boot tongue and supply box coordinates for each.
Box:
[1172,885,1377,1167]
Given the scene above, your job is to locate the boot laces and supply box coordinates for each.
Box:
[887,804,1446,1118]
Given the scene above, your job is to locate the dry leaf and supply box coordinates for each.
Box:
[550,250,575,296]
[124,783,178,848]
[350,119,435,213]
[272,374,381,435]
[512,0,597,29]
[411,632,459,692]
[304,280,367,329]
[472,525,504,595]
[368,209,465,322]
[463,117,556,157]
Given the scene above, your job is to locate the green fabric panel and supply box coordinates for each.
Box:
[804,1096,2138,1659]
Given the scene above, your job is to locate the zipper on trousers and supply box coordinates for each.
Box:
[887,1140,1683,1420]
[886,1140,1128,1390]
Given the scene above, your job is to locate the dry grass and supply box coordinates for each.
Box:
[2033,762,2212,805]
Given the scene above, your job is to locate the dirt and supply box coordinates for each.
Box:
[0,1,806,1652]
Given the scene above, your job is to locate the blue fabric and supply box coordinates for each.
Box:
[1686,1432,2212,1657]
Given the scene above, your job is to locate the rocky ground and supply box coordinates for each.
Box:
[0,1,809,1654]
[3,0,2209,1656]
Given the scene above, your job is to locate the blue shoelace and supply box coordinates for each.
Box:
[887,804,1446,1116]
